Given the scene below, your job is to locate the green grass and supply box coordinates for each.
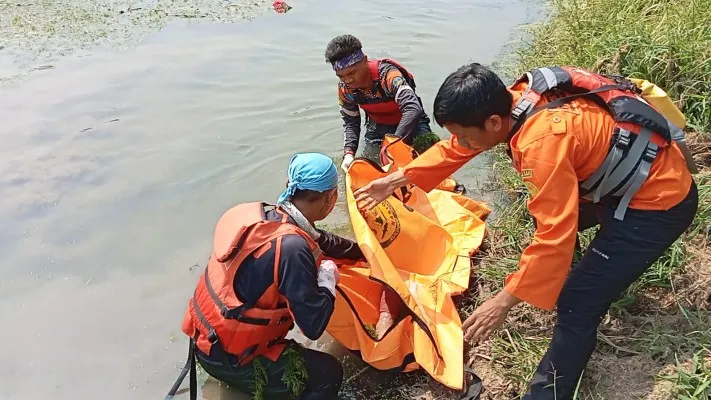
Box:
[462,0,711,398]
[282,346,308,398]
[506,0,711,132]
[660,349,711,400]
[252,358,268,400]
[489,330,550,389]
[689,172,711,240]
[412,132,445,155]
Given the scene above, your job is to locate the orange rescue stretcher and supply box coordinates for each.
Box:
[326,136,490,392]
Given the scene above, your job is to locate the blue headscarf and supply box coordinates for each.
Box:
[277,153,338,205]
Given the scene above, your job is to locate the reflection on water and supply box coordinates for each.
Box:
[0,0,537,398]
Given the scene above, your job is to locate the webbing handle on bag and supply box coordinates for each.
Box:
[460,366,483,400]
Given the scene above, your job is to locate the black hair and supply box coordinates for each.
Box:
[291,188,333,203]
[324,34,362,64]
[433,63,513,128]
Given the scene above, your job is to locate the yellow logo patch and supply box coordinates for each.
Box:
[364,200,401,248]
[524,180,539,197]
[520,169,533,179]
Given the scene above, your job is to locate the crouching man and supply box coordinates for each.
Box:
[180,153,365,399]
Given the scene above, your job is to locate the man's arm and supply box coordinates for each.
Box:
[382,67,423,145]
[277,235,335,340]
[503,134,580,311]
[354,135,481,210]
[401,135,482,192]
[339,86,362,155]
[315,229,364,261]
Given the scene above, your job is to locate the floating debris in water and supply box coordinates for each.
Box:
[272,0,292,13]
[0,0,275,81]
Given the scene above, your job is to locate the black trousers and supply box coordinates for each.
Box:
[196,341,343,400]
[523,181,699,400]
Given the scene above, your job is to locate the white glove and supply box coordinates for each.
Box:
[341,153,355,173]
[317,259,340,297]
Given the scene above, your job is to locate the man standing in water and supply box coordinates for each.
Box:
[353,63,698,399]
[178,153,363,399]
[325,34,434,171]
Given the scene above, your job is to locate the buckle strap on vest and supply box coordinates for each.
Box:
[614,143,658,220]
[511,72,535,122]
[512,98,535,121]
[203,264,272,324]
[580,127,659,221]
[580,128,629,192]
[192,292,272,366]
[192,294,220,345]
[597,127,653,200]
[592,129,631,202]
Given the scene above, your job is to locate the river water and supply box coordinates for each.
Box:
[0,0,537,398]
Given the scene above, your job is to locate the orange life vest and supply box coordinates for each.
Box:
[181,202,323,365]
[359,58,416,125]
[510,66,694,220]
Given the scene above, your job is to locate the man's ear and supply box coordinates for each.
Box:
[487,115,503,132]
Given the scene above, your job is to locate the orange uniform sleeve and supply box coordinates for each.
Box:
[504,133,580,311]
[401,135,482,192]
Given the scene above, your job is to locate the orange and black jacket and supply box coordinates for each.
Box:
[199,208,364,364]
[339,60,430,154]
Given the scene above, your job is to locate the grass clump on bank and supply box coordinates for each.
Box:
[465,0,711,398]
[508,0,711,132]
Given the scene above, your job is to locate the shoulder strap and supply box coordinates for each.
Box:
[380,58,416,88]
[511,84,627,134]
[368,59,381,82]
[511,67,575,121]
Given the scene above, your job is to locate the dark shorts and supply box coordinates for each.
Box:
[196,341,343,400]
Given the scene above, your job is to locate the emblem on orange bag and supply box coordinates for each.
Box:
[365,200,401,248]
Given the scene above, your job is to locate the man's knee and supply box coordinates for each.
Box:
[301,348,343,394]
[318,352,344,386]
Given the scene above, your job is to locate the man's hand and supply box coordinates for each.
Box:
[354,170,409,210]
[463,289,521,344]
[317,260,340,297]
[341,154,355,173]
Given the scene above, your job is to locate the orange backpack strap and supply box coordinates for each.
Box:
[368,59,381,82]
